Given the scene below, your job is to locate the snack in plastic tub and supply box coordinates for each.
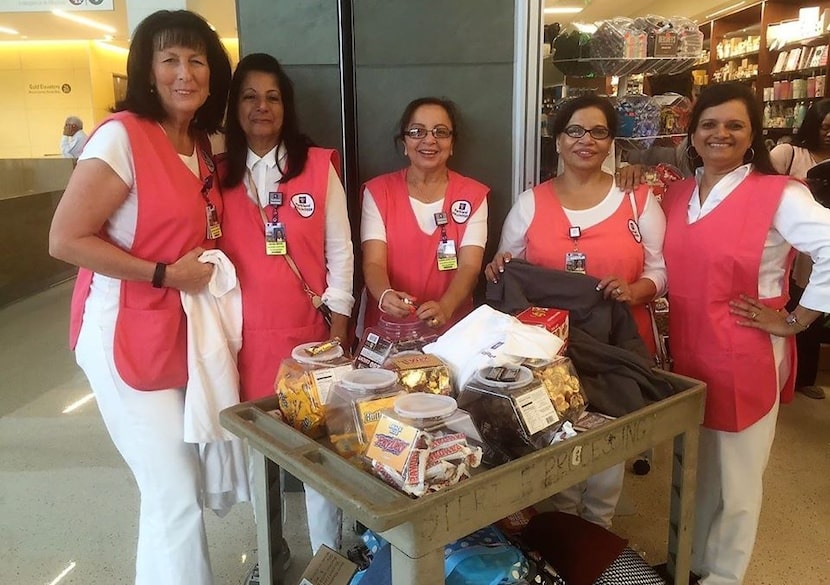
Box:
[354,316,438,369]
[384,352,454,396]
[523,356,587,425]
[275,340,352,438]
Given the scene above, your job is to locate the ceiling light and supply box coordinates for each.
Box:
[705,2,746,20]
[573,22,598,33]
[0,25,19,35]
[52,9,117,34]
[545,7,584,14]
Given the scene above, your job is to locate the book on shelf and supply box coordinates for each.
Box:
[785,48,802,71]
[773,51,788,73]
[798,46,814,70]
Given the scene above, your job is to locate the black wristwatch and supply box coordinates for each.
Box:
[152,262,167,288]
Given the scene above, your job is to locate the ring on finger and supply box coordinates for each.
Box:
[750,311,757,319]
[429,318,439,326]
[615,287,622,295]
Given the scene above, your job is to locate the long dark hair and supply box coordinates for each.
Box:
[223,53,313,188]
[395,97,460,148]
[686,82,777,175]
[551,94,618,140]
[115,10,231,133]
[793,98,830,152]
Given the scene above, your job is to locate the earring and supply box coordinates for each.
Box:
[684,143,698,160]
[404,148,408,156]
[149,85,156,94]
[744,147,755,162]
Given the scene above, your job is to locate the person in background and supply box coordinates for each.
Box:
[60,115,87,159]
[662,82,830,585]
[217,53,354,579]
[361,97,489,332]
[768,98,830,399]
[485,94,667,530]
[48,10,231,585]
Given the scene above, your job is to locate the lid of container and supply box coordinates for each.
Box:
[473,365,533,388]
[339,368,398,392]
[292,341,345,365]
[394,393,457,419]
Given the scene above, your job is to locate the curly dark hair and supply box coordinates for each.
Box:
[221,53,314,188]
[792,99,830,152]
[115,10,231,133]
[395,97,460,148]
[685,82,777,175]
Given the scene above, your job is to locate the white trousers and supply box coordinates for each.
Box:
[76,317,212,585]
[304,486,342,554]
[692,397,780,585]
[549,463,625,529]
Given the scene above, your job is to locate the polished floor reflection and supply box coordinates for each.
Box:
[1,281,827,584]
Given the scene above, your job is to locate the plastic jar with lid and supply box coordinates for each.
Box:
[325,368,403,458]
[383,351,454,396]
[275,340,353,438]
[457,365,562,466]
[522,356,587,425]
[354,316,438,369]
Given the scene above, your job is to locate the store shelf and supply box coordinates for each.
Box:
[552,57,699,77]
[714,75,758,83]
[615,134,686,150]
[764,97,822,104]
[769,32,830,53]
[716,49,760,62]
[771,66,826,79]
[763,127,794,133]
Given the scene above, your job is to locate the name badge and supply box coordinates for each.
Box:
[434,211,449,227]
[206,204,222,239]
[269,191,283,207]
[565,251,587,274]
[265,222,287,256]
[437,239,458,271]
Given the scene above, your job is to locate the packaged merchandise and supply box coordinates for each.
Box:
[275,340,352,438]
[354,316,437,369]
[326,368,404,458]
[523,356,587,424]
[384,352,454,396]
[365,393,483,496]
[515,307,569,349]
[457,366,562,466]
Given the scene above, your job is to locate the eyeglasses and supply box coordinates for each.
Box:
[404,126,453,140]
[563,125,611,140]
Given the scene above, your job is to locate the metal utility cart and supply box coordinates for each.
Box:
[221,371,705,585]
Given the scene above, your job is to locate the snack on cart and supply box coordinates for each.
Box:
[457,366,562,466]
[515,307,569,349]
[365,393,483,497]
[326,368,404,458]
[354,316,438,369]
[384,352,454,396]
[523,356,587,425]
[274,340,352,438]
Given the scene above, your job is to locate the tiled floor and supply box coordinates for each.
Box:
[1,281,828,584]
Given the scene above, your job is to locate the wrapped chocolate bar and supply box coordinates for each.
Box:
[523,356,587,425]
[457,366,561,466]
[326,368,404,458]
[384,352,454,396]
[354,316,438,369]
[275,340,352,438]
[365,393,483,497]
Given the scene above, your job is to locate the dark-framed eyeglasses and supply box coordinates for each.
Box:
[404,126,453,140]
[563,125,611,140]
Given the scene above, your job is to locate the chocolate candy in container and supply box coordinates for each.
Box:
[354,316,438,369]
[523,356,587,425]
[275,340,353,438]
[457,366,562,467]
[325,368,404,458]
[365,393,484,497]
[384,352,454,396]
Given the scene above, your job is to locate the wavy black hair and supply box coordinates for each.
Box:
[222,53,313,188]
[792,98,830,152]
[551,94,618,139]
[115,10,231,133]
[685,82,777,175]
[395,97,460,148]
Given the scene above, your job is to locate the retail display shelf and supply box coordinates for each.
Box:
[714,75,758,83]
[763,126,794,133]
[716,49,760,62]
[764,97,821,104]
[616,134,686,150]
[552,57,699,77]
[771,66,826,80]
[770,32,830,53]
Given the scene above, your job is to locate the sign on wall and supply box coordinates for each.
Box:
[0,0,113,12]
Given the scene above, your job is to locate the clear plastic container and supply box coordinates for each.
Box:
[383,352,454,396]
[325,368,403,458]
[275,341,353,438]
[387,393,482,440]
[354,316,438,368]
[457,366,562,466]
[522,356,587,425]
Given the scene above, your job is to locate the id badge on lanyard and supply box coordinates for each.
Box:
[264,190,287,256]
[200,175,222,239]
[434,211,458,271]
[565,225,586,274]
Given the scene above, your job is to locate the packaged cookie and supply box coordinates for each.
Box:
[523,356,587,425]
[457,366,561,466]
[384,352,454,396]
[275,340,352,438]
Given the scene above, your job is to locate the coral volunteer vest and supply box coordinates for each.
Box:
[68,112,221,390]
[663,172,796,432]
[526,180,656,354]
[218,147,337,401]
[362,169,489,331]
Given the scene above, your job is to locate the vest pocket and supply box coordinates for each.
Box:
[114,306,187,390]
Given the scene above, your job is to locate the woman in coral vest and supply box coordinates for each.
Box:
[361,97,489,332]
[48,11,231,585]
[485,94,668,530]
[662,82,830,585]
[217,53,354,569]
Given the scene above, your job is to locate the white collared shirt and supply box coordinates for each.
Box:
[687,164,830,311]
[243,145,355,317]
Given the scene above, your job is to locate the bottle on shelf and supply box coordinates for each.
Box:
[793,101,807,131]
[763,102,772,127]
